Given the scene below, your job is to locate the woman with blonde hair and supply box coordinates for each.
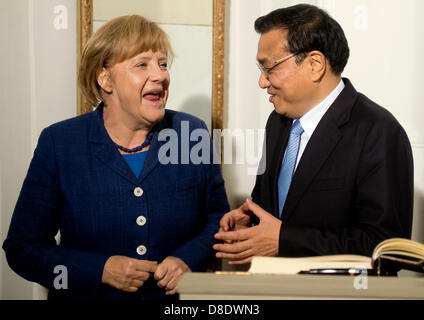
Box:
[3,15,229,300]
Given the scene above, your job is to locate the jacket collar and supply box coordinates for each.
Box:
[87,104,171,185]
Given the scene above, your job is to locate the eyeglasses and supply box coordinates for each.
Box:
[256,52,297,78]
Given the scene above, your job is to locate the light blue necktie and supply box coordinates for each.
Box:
[278,119,304,218]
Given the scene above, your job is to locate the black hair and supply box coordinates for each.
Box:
[254,4,349,75]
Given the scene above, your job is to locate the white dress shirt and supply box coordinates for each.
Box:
[293,79,345,170]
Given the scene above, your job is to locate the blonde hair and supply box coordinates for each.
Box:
[78,15,174,107]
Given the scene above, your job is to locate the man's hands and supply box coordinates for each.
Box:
[102,255,190,295]
[213,198,282,264]
[217,200,252,235]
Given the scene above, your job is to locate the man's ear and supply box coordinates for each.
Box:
[308,51,326,82]
[97,67,113,94]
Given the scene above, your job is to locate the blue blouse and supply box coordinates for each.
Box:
[122,151,148,178]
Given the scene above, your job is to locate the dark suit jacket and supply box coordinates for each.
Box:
[251,78,413,257]
[3,108,229,300]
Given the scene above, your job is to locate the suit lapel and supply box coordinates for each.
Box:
[282,119,342,222]
[281,78,357,222]
[138,131,163,183]
[88,108,141,186]
[138,113,172,183]
[267,114,292,216]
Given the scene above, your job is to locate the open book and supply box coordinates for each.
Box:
[249,238,424,275]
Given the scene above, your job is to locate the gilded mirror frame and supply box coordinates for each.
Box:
[76,0,225,132]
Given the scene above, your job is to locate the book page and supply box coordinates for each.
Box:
[249,255,372,275]
[372,238,424,260]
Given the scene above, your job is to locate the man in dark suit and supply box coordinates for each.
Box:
[214,4,413,263]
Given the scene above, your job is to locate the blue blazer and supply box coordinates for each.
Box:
[3,108,229,300]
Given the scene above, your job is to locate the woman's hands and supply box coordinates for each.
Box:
[101,256,158,292]
[102,255,190,295]
[154,256,191,295]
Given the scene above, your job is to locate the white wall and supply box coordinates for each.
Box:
[94,0,212,26]
[223,0,424,245]
[0,0,76,300]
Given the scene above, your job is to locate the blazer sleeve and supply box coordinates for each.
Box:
[168,120,229,271]
[2,128,110,299]
[278,118,414,257]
